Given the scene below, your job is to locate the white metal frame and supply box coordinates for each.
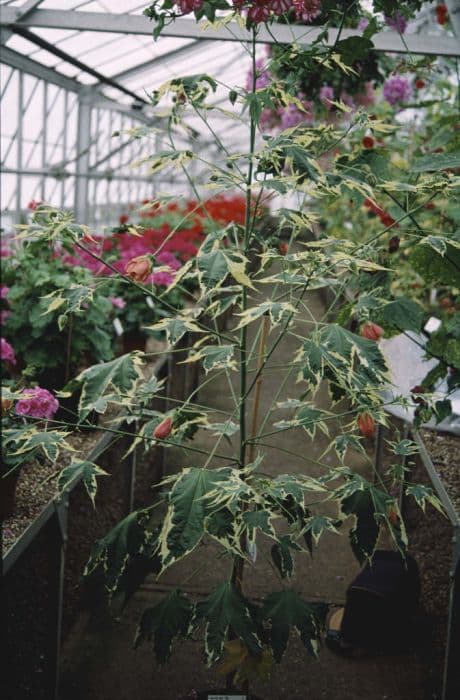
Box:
[1,2,459,226]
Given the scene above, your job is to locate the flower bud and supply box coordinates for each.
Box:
[125,255,152,283]
[360,322,384,341]
[357,412,375,438]
[154,416,173,440]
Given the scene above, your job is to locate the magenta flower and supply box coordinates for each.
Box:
[385,12,407,33]
[319,85,334,110]
[246,57,272,91]
[1,337,16,365]
[109,296,126,309]
[148,251,182,287]
[268,0,291,14]
[383,75,412,106]
[279,96,314,129]
[260,106,281,131]
[293,0,322,22]
[16,387,59,420]
[175,0,203,14]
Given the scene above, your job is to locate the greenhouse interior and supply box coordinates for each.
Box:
[1,2,460,699]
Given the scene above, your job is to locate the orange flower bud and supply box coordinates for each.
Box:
[360,322,384,342]
[125,255,152,283]
[279,242,289,255]
[357,412,375,438]
[1,397,13,415]
[153,416,173,440]
[362,136,375,149]
[388,507,399,525]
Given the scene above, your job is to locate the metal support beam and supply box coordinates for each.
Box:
[0,0,43,45]
[74,94,91,222]
[108,38,206,84]
[0,47,156,125]
[1,7,459,56]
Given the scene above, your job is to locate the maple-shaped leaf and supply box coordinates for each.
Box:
[194,582,262,665]
[57,459,107,506]
[73,352,145,420]
[261,590,327,662]
[85,510,150,593]
[135,589,193,662]
[159,467,232,570]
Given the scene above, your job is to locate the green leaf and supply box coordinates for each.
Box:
[75,352,145,420]
[135,589,193,662]
[273,405,329,439]
[205,420,239,436]
[85,510,150,593]
[5,427,71,463]
[302,515,341,546]
[185,344,236,373]
[235,300,296,330]
[271,535,300,579]
[411,151,460,172]
[335,36,374,64]
[339,476,407,564]
[145,316,203,347]
[205,507,243,555]
[333,434,365,462]
[243,509,275,541]
[261,590,326,662]
[160,467,231,569]
[197,249,229,293]
[405,484,445,514]
[57,459,107,506]
[195,582,262,665]
[380,297,424,333]
[298,324,388,400]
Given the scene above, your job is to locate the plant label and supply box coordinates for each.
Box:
[113,318,124,336]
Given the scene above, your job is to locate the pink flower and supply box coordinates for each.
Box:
[27,200,41,211]
[385,12,407,33]
[293,0,322,22]
[246,57,272,90]
[109,296,126,309]
[319,85,334,110]
[1,337,16,365]
[175,0,203,14]
[280,97,314,129]
[147,251,182,287]
[1,285,10,300]
[383,75,412,106]
[357,17,369,31]
[268,0,291,14]
[260,107,281,131]
[16,387,59,420]
[247,1,271,24]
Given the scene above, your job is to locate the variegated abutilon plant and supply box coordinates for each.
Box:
[11,0,459,692]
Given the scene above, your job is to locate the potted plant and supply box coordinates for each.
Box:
[14,0,456,695]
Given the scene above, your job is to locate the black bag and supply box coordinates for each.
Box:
[340,550,420,652]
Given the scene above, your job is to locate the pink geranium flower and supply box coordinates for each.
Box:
[1,337,16,365]
[15,387,60,419]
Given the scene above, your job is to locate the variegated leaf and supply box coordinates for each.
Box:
[195,582,262,665]
[57,459,108,506]
[75,352,145,420]
[135,589,193,662]
[185,344,236,373]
